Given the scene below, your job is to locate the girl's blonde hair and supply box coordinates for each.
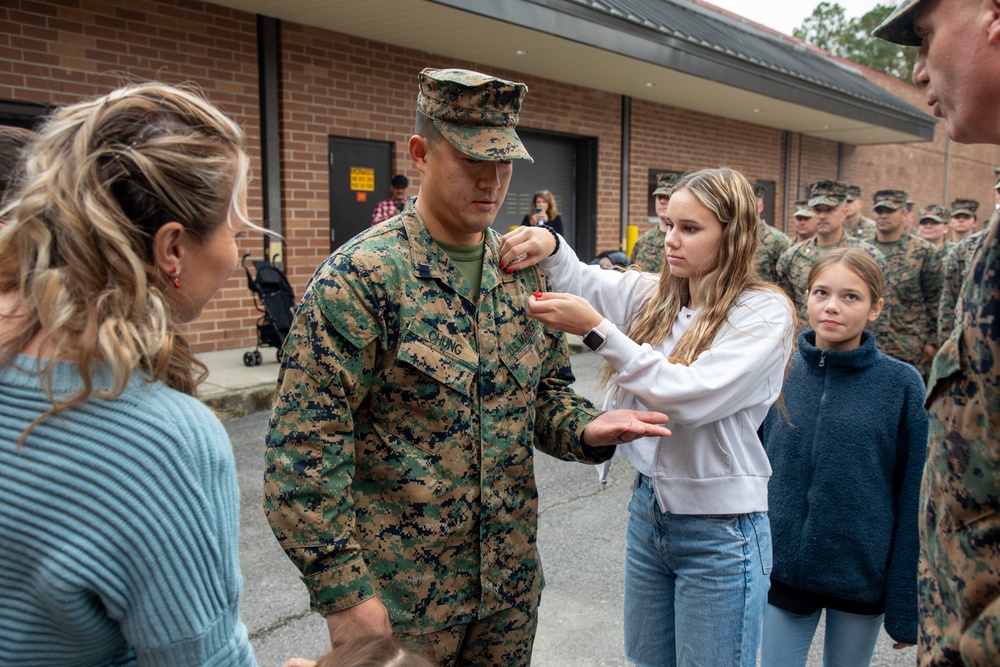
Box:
[806,247,885,304]
[0,82,251,441]
[626,167,785,364]
[531,189,559,220]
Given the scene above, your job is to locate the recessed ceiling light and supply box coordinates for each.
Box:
[645,82,656,87]
[752,108,761,113]
[515,49,530,55]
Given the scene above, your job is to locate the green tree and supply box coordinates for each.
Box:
[793,2,916,82]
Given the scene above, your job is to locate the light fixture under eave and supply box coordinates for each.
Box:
[645,82,656,87]
[752,108,761,113]
[515,49,530,55]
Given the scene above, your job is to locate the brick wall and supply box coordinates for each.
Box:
[846,69,1000,220]
[7,0,997,353]
[0,0,263,353]
[279,22,625,288]
[629,100,789,233]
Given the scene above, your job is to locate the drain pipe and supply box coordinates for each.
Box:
[782,130,791,234]
[258,15,283,264]
[620,95,631,252]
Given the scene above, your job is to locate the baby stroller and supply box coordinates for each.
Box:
[241,252,295,366]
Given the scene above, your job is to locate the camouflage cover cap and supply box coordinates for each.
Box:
[919,204,949,223]
[872,0,923,46]
[807,179,848,207]
[994,166,1000,189]
[652,172,681,197]
[417,68,532,161]
[905,199,916,212]
[793,199,813,217]
[753,183,765,199]
[846,185,862,200]
[950,198,980,216]
[872,189,908,209]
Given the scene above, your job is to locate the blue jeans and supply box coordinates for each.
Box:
[759,604,883,667]
[623,473,771,667]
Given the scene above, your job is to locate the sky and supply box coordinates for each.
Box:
[704,0,888,36]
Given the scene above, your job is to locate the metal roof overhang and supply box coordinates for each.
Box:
[209,0,936,145]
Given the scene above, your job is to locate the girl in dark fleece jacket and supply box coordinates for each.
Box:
[760,248,927,666]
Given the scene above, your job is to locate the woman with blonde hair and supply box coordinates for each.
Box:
[0,83,259,665]
[500,167,795,666]
[521,188,564,235]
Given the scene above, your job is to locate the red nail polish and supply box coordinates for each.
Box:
[533,292,543,297]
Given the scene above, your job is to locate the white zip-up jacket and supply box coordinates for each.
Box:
[540,242,795,514]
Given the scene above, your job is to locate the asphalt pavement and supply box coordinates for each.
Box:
[207,347,917,666]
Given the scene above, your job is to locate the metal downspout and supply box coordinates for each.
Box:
[620,95,631,249]
[257,15,283,262]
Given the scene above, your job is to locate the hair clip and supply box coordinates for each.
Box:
[97,132,132,177]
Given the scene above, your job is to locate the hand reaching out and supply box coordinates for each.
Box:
[582,409,671,447]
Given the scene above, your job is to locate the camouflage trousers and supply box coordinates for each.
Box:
[400,595,540,667]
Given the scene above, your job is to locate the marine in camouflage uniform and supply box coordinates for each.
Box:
[844,184,877,242]
[938,214,995,346]
[876,5,1000,665]
[630,227,665,272]
[630,172,678,272]
[775,180,887,334]
[757,223,791,284]
[869,189,943,372]
[948,197,981,244]
[791,199,816,244]
[917,203,953,254]
[754,183,791,284]
[263,68,626,667]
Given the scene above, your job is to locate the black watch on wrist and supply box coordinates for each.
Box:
[583,327,606,352]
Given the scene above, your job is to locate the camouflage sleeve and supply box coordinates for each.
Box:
[764,232,792,284]
[263,263,383,616]
[531,276,608,463]
[629,235,646,264]
[774,245,796,302]
[883,366,928,645]
[757,246,777,284]
[938,249,961,347]
[863,243,893,344]
[921,245,944,349]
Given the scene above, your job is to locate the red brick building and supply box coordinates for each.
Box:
[3,0,997,353]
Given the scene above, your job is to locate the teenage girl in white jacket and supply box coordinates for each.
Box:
[500,167,795,667]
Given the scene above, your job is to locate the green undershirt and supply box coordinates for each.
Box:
[436,237,486,302]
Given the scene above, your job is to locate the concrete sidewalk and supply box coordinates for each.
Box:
[197,346,281,420]
[197,336,587,419]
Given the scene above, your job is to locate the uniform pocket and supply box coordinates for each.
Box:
[376,320,477,454]
[498,320,543,395]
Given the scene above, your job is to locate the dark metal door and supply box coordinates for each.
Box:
[328,136,392,252]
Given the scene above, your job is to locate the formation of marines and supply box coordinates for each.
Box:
[631,170,998,379]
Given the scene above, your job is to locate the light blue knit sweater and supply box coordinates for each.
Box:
[0,355,256,666]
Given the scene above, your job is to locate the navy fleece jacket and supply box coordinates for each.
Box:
[762,330,927,644]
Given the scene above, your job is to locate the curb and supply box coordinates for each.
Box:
[202,383,276,421]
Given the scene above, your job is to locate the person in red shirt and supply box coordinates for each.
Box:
[371,174,409,226]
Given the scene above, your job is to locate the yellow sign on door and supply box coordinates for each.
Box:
[350,167,375,192]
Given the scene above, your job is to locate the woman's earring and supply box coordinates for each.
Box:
[171,267,181,289]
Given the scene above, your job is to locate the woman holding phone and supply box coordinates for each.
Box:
[521,188,564,236]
